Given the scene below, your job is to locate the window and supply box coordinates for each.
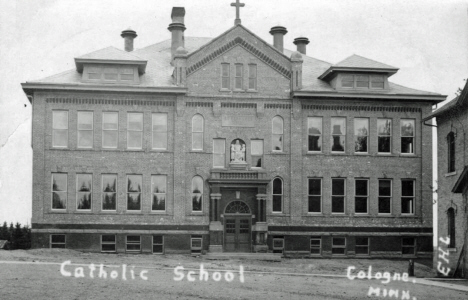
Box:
[192,176,203,212]
[355,237,369,255]
[308,178,322,213]
[447,208,455,248]
[447,132,455,173]
[310,237,321,255]
[354,118,369,153]
[401,119,415,154]
[88,67,101,80]
[356,75,369,88]
[127,113,143,149]
[402,237,416,255]
[251,140,263,168]
[377,119,392,153]
[52,111,68,147]
[213,139,225,168]
[101,235,116,252]
[127,175,142,211]
[355,179,368,214]
[52,173,67,210]
[235,64,243,89]
[104,67,118,81]
[342,75,385,89]
[272,116,283,151]
[272,177,283,213]
[120,68,134,81]
[308,117,322,152]
[102,174,117,211]
[331,117,346,152]
[151,175,166,211]
[102,112,118,148]
[76,174,92,210]
[126,235,141,253]
[50,234,66,248]
[248,64,257,90]
[341,75,354,88]
[272,237,284,254]
[153,235,164,254]
[371,76,384,89]
[401,179,414,214]
[332,237,346,255]
[378,179,392,214]
[152,113,168,150]
[191,235,202,254]
[77,111,93,148]
[221,63,230,89]
[86,66,137,83]
[331,178,345,214]
[192,114,204,150]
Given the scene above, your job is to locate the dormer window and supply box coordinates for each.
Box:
[371,76,384,89]
[83,65,138,84]
[340,74,385,90]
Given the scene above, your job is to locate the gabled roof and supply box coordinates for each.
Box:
[452,166,468,193]
[423,79,468,120]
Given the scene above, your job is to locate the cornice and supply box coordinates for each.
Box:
[294,90,446,103]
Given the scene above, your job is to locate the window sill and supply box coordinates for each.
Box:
[100,211,118,214]
[246,89,258,93]
[219,88,231,92]
[400,153,415,156]
[150,211,169,215]
[75,210,92,213]
[189,150,206,153]
[125,211,143,214]
[445,171,457,177]
[377,152,392,155]
[49,210,68,213]
[354,152,369,155]
[307,151,323,154]
[150,149,170,153]
[448,248,457,252]
[330,151,346,155]
[270,151,287,155]
[306,212,322,216]
[189,212,205,216]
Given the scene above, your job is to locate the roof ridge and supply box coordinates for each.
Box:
[77,46,145,60]
[335,54,397,69]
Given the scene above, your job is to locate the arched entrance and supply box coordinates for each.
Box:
[224,201,251,252]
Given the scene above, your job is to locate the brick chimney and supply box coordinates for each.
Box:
[269,26,288,53]
[121,28,137,52]
[168,7,186,61]
[293,37,309,55]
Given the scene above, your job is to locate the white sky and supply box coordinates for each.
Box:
[0,0,467,225]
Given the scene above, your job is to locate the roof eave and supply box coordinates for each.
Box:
[74,58,148,74]
[293,90,446,102]
[318,66,399,81]
[452,166,468,193]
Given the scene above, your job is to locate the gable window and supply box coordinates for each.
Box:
[235,64,243,89]
[308,178,322,213]
[402,237,416,255]
[127,175,142,211]
[77,111,93,148]
[76,174,92,210]
[127,113,143,149]
[401,119,415,154]
[102,112,118,148]
[447,132,455,173]
[52,173,67,210]
[355,237,369,255]
[401,179,414,214]
[153,235,164,254]
[50,234,66,248]
[192,176,203,212]
[251,140,263,168]
[331,178,345,214]
[52,110,68,148]
[377,119,392,153]
[272,177,283,213]
[331,117,346,152]
[126,235,141,253]
[192,114,204,150]
[221,63,230,89]
[355,179,368,214]
[102,174,117,211]
[332,237,346,255]
[213,139,226,168]
[101,235,116,253]
[248,64,257,90]
[308,117,322,152]
[371,76,384,89]
[310,237,321,255]
[354,118,369,153]
[151,175,166,211]
[152,113,168,150]
[272,116,283,151]
[447,208,455,248]
[378,179,392,214]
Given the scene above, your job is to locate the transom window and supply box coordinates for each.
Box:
[331,117,346,152]
[127,113,143,149]
[355,179,369,214]
[102,174,117,211]
[308,178,322,213]
[152,113,168,150]
[225,201,251,214]
[77,111,93,148]
[102,112,118,148]
[331,178,345,214]
[354,118,369,153]
[272,177,283,213]
[401,179,415,214]
[377,119,392,153]
[401,119,415,154]
[76,174,92,210]
[52,111,68,148]
[272,116,284,151]
[151,175,166,212]
[308,117,322,152]
[127,175,142,211]
[52,173,67,210]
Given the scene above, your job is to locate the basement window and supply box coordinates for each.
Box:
[273,236,285,254]
[310,237,321,256]
[355,237,369,255]
[191,235,203,255]
[402,237,416,255]
[101,235,116,253]
[332,237,346,255]
[126,235,141,253]
[153,235,164,254]
[50,234,66,248]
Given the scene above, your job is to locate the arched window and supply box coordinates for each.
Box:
[447,208,455,248]
[191,176,203,212]
[192,114,204,150]
[272,116,283,151]
[447,132,455,173]
[225,201,251,214]
[272,177,283,212]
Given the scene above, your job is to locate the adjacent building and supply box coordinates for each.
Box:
[21,4,445,256]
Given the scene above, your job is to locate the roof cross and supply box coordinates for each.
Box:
[231,0,245,25]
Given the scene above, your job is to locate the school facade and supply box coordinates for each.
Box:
[22,4,445,257]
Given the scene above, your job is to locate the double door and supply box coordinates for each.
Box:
[224,216,251,252]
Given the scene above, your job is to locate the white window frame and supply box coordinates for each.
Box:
[51,173,67,210]
[221,63,230,90]
[248,64,257,90]
[234,63,243,90]
[310,237,321,256]
[192,114,204,151]
[354,118,369,154]
[330,117,346,153]
[77,111,93,149]
[151,175,167,212]
[126,235,141,253]
[272,116,284,152]
[308,117,323,153]
[52,110,68,148]
[152,113,168,150]
[191,176,203,212]
[102,112,119,149]
[251,139,264,168]
[101,174,117,211]
[76,173,92,211]
[50,234,66,248]
[153,235,164,254]
[272,177,283,213]
[308,178,322,214]
[127,112,143,150]
[378,179,392,215]
[101,235,116,253]
[401,179,415,215]
[331,178,346,214]
[213,139,226,168]
[354,178,369,214]
[401,119,415,155]
[332,237,347,256]
[127,175,142,211]
[377,118,392,154]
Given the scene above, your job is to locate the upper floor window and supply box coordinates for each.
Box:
[52,111,68,148]
[192,176,203,212]
[235,64,243,89]
[192,114,204,150]
[331,178,345,214]
[102,174,117,211]
[85,65,137,83]
[127,113,143,149]
[331,117,346,152]
[354,118,369,153]
[76,174,92,210]
[355,179,369,214]
[152,175,166,212]
[127,175,142,211]
[378,179,392,214]
[272,116,283,152]
[152,113,168,150]
[77,111,93,148]
[308,117,322,152]
[371,76,384,89]
[377,119,392,153]
[248,64,257,90]
[213,139,226,168]
[356,76,369,88]
[401,119,415,154]
[401,179,414,214]
[341,75,385,89]
[221,63,230,89]
[272,177,283,213]
[52,173,67,210]
[308,178,322,213]
[447,132,455,173]
[251,140,263,168]
[102,112,118,149]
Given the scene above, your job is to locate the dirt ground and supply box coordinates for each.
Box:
[0,249,467,300]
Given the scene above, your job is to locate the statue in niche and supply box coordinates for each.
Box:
[230,139,246,163]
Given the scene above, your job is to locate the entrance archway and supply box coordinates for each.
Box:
[224,201,251,252]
